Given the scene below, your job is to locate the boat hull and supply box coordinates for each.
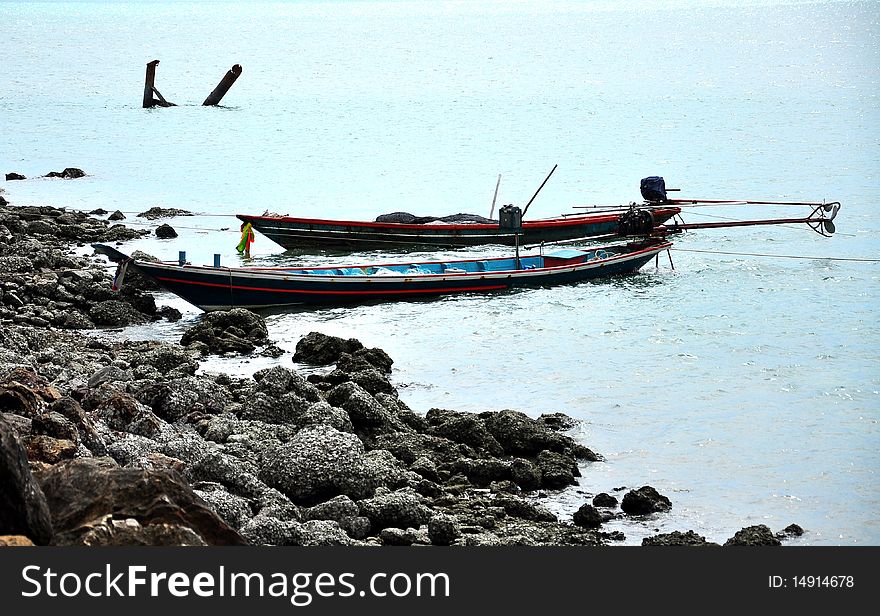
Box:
[103,240,671,311]
[236,208,680,250]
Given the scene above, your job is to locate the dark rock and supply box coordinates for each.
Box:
[447,457,510,487]
[0,381,43,417]
[643,530,719,546]
[572,504,603,529]
[156,305,182,321]
[537,412,579,432]
[135,376,230,422]
[108,210,125,221]
[88,299,149,326]
[50,397,106,455]
[181,308,269,355]
[36,457,246,545]
[371,432,475,466]
[724,524,782,546]
[252,366,322,402]
[90,208,108,215]
[5,173,26,181]
[593,492,618,508]
[93,393,164,438]
[426,409,504,457]
[24,435,77,464]
[30,411,79,445]
[535,449,579,489]
[329,382,409,438]
[155,223,178,239]
[193,487,254,531]
[428,513,461,545]
[137,207,194,220]
[259,425,384,505]
[187,452,266,500]
[621,486,672,515]
[302,495,370,539]
[137,345,199,375]
[482,409,598,460]
[357,489,432,532]
[492,494,557,523]
[238,391,310,424]
[292,331,363,365]
[489,480,520,494]
[337,347,394,374]
[776,524,805,539]
[510,458,543,491]
[0,416,53,544]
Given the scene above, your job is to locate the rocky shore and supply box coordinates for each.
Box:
[0,201,804,547]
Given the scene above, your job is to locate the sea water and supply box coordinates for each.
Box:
[1,0,877,545]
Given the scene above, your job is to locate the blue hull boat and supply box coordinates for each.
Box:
[92,239,671,312]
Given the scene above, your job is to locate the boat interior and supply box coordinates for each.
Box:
[287,248,617,277]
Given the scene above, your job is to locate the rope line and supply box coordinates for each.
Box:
[672,248,880,263]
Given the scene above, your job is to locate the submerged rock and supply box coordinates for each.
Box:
[643,530,719,546]
[724,524,782,546]
[621,486,672,515]
[155,223,178,239]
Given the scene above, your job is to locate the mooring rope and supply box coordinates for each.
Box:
[672,248,880,263]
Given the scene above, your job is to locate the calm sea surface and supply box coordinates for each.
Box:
[2,0,878,545]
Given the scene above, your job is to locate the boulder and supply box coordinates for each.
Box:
[155,224,178,239]
[571,504,603,529]
[643,530,719,546]
[88,299,149,326]
[724,524,782,546]
[535,449,579,489]
[428,513,461,546]
[357,489,432,532]
[36,457,246,545]
[593,492,618,508]
[620,486,672,515]
[259,425,383,505]
[0,417,53,544]
[181,308,269,355]
[293,332,363,365]
[137,207,193,220]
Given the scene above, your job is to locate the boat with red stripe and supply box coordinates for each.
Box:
[92,238,671,312]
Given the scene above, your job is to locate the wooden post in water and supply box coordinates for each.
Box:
[142,60,176,108]
[203,64,242,106]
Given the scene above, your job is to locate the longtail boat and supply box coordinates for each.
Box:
[91,238,671,312]
[235,169,680,251]
[235,206,681,251]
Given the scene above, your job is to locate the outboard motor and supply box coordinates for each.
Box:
[640,176,668,203]
[498,204,523,232]
[618,205,655,236]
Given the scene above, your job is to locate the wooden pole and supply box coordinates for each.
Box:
[143,60,160,108]
[143,60,175,108]
[203,64,243,106]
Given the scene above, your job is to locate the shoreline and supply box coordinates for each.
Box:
[0,202,801,547]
